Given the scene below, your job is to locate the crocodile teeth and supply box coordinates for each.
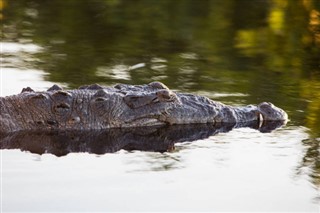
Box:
[258,113,264,128]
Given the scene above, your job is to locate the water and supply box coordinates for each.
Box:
[1,0,320,211]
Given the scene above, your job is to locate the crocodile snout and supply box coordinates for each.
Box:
[258,102,288,121]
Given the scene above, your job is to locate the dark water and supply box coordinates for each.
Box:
[1,0,320,211]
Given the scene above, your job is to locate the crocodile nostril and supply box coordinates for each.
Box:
[149,82,169,90]
[156,90,171,99]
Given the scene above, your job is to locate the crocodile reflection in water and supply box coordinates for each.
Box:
[0,120,285,157]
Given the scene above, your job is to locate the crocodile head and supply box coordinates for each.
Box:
[108,82,181,127]
[257,102,288,121]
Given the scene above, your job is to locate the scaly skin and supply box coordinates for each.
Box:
[0,82,288,133]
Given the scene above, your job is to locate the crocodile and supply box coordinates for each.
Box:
[0,81,288,133]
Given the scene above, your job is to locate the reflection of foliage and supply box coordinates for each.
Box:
[0,0,5,20]
[300,77,320,135]
[301,138,320,188]
[299,77,320,188]
[3,0,320,85]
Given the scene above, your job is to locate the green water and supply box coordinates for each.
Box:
[1,0,320,211]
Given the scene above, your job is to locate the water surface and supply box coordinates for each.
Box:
[1,0,320,211]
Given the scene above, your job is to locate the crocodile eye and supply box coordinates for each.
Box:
[53,90,72,97]
[29,93,47,100]
[56,103,70,109]
[94,97,108,102]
